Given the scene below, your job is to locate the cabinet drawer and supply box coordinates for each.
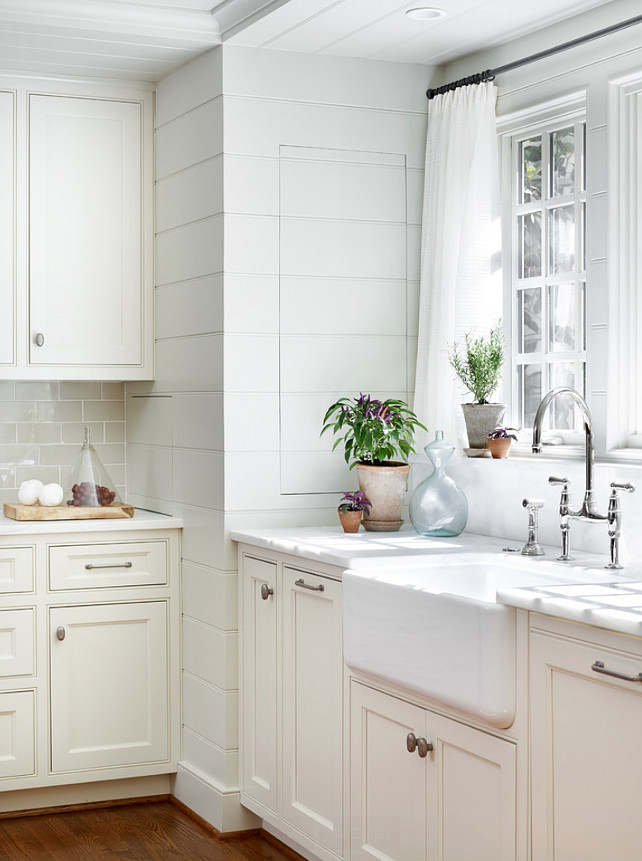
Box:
[0,547,34,594]
[0,609,35,676]
[0,690,35,778]
[49,542,167,590]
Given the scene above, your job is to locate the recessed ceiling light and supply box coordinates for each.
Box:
[406,7,446,20]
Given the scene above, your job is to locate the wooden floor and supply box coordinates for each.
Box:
[0,799,305,861]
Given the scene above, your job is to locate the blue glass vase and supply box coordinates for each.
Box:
[409,431,468,537]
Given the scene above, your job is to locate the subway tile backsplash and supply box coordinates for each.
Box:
[0,381,126,504]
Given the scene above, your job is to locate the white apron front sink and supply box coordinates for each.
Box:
[343,553,610,728]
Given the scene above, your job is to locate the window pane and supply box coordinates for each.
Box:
[580,201,586,271]
[548,205,575,274]
[548,284,575,352]
[519,364,542,427]
[519,288,542,353]
[547,363,577,429]
[520,137,542,203]
[579,281,586,350]
[519,212,542,278]
[551,126,575,197]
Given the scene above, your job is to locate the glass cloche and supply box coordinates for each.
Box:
[65,427,122,508]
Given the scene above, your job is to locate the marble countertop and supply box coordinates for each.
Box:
[0,508,182,536]
[232,525,642,637]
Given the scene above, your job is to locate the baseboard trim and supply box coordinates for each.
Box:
[170,762,261,833]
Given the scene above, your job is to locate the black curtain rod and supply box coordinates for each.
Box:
[426,13,642,99]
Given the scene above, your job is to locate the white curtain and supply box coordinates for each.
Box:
[414,81,502,447]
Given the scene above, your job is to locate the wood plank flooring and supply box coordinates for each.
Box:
[0,799,305,861]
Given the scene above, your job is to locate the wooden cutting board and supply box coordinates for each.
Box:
[4,503,135,521]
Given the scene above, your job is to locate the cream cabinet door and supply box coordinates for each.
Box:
[240,554,279,815]
[531,630,642,861]
[0,91,14,366]
[28,94,143,367]
[0,691,35,779]
[282,567,343,856]
[426,710,516,861]
[350,682,428,861]
[50,601,168,773]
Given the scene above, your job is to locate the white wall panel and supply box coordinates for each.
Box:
[182,672,238,749]
[172,449,224,510]
[175,505,233,571]
[182,617,238,689]
[224,214,279,275]
[155,48,222,128]
[224,155,279,216]
[224,393,280,451]
[173,394,223,451]
[280,335,407,392]
[280,276,406,335]
[224,96,427,169]
[155,217,223,286]
[224,274,279,334]
[126,395,173,447]
[182,726,239,789]
[224,334,279,393]
[126,442,173,503]
[280,451,355,495]
[225,452,334,509]
[155,157,223,232]
[155,98,223,180]
[156,276,223,340]
[280,153,406,222]
[407,168,425,226]
[280,218,406,279]
[182,561,238,631]
[154,335,223,394]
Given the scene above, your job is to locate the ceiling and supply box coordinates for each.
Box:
[0,0,620,83]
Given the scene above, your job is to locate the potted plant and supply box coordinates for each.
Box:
[337,491,372,533]
[448,321,505,450]
[487,426,518,459]
[321,393,426,532]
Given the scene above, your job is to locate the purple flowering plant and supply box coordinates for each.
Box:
[488,426,518,441]
[321,393,427,469]
[338,491,372,514]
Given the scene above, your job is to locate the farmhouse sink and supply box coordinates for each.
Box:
[342,553,611,728]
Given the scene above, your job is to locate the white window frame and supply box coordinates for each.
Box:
[608,70,642,452]
[498,92,588,453]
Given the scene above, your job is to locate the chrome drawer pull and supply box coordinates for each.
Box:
[294,578,324,592]
[84,562,133,570]
[591,660,642,683]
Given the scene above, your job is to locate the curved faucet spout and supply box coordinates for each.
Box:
[531,387,604,520]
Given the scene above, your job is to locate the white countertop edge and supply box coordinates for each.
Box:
[0,508,182,535]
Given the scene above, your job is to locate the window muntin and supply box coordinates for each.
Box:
[512,117,587,433]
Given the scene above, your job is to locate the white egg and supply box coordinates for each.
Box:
[38,483,64,507]
[18,479,44,505]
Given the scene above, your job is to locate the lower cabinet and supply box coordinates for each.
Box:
[239,549,343,861]
[0,527,180,795]
[530,618,642,861]
[50,601,168,773]
[349,681,517,861]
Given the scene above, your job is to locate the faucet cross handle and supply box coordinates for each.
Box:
[610,482,635,494]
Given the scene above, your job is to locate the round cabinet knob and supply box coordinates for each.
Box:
[406,732,433,758]
[56,626,66,641]
[260,583,273,600]
[34,332,45,347]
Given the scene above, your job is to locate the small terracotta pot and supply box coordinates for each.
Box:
[488,437,512,459]
[338,509,362,533]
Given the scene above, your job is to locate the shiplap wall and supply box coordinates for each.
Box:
[130,44,431,832]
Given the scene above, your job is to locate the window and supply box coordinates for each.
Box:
[508,115,587,433]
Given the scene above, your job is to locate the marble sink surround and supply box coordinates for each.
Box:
[232,525,642,637]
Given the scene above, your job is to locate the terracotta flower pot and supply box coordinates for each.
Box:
[488,437,512,459]
[338,509,362,533]
[355,462,410,532]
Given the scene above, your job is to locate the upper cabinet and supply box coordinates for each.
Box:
[0,80,153,380]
